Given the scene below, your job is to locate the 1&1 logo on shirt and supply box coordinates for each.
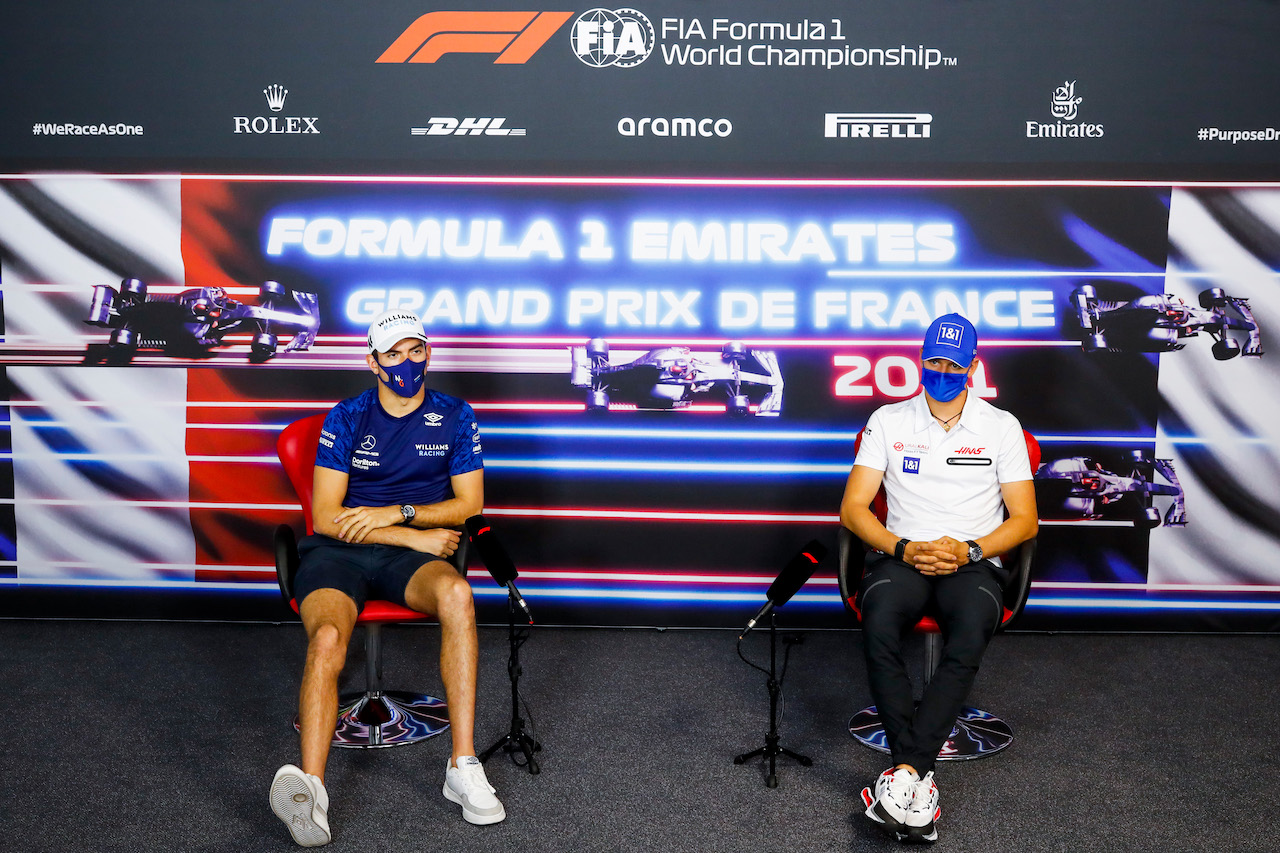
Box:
[902,456,921,474]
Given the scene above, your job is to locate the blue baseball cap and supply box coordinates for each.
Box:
[922,313,977,367]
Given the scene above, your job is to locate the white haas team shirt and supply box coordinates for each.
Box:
[315,388,482,508]
[854,392,1032,544]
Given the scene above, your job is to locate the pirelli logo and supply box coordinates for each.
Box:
[378,11,573,64]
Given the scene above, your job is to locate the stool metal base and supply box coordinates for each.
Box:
[848,704,1014,761]
[295,691,450,749]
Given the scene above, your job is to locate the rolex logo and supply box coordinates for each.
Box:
[234,84,320,135]
[263,84,288,112]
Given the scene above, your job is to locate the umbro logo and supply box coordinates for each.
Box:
[424,412,444,426]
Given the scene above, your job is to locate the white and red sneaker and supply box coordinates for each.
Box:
[903,771,940,843]
[861,766,918,835]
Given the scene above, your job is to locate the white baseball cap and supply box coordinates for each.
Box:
[367,310,430,353]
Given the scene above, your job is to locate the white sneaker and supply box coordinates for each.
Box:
[269,764,332,847]
[443,756,506,825]
[903,771,940,843]
[861,766,918,834]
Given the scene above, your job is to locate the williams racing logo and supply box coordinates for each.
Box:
[416,442,450,457]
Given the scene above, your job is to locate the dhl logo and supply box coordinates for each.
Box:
[377,11,573,64]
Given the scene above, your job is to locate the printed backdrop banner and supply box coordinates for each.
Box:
[2,1,1279,177]
[2,175,1278,629]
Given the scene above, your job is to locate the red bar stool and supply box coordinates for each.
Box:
[274,413,468,748]
[838,429,1040,760]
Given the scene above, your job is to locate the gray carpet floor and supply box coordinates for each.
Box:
[0,621,1276,852]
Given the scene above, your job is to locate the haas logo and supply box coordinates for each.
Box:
[955,446,985,455]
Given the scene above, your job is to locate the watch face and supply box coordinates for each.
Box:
[969,544,981,562]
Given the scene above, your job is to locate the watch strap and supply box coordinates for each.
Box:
[894,538,909,562]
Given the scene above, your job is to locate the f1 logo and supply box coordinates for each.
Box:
[377,11,573,64]
[902,457,921,474]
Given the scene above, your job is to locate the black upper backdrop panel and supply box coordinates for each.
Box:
[5,0,1279,177]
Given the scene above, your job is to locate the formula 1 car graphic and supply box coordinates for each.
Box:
[1072,284,1261,359]
[1034,451,1187,528]
[568,339,784,415]
[85,278,319,364]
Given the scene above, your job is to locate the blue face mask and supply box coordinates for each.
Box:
[921,366,968,402]
[378,356,426,398]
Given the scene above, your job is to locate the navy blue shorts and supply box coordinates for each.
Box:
[294,534,459,613]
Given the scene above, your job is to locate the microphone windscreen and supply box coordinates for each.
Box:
[465,514,518,584]
[765,539,827,605]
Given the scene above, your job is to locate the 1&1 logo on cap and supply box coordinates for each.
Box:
[934,322,964,348]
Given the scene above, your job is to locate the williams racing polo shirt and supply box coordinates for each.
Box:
[853,392,1031,544]
[315,388,483,509]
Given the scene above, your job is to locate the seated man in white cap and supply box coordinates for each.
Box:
[840,312,1037,844]
[270,310,503,847]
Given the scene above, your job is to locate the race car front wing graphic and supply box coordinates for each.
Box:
[85,279,319,363]
[569,339,783,416]
[1072,284,1261,359]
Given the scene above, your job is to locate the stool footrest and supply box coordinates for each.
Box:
[294,690,450,749]
[847,704,1014,761]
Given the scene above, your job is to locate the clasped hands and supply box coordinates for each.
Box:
[901,535,969,576]
[333,505,459,556]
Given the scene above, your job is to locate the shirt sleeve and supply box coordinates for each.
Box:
[853,408,888,472]
[315,402,353,473]
[448,402,484,477]
[996,416,1033,483]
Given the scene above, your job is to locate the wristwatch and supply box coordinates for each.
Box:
[965,540,983,564]
[894,538,910,562]
[399,504,416,525]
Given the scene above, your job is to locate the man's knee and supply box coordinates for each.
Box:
[436,572,475,615]
[307,622,350,670]
[941,610,999,658]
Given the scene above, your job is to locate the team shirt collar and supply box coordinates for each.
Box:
[910,390,988,436]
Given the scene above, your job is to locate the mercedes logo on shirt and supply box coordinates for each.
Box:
[361,435,376,451]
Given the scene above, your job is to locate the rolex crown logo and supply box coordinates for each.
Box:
[263,84,288,112]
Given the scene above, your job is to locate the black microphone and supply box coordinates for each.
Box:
[739,539,827,639]
[465,514,533,624]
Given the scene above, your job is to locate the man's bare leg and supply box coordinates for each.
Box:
[404,560,478,763]
[297,588,358,781]
[404,561,504,825]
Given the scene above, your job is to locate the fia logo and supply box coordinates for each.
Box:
[902,457,921,475]
[571,8,655,67]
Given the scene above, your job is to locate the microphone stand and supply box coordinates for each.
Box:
[478,587,541,774]
[733,610,811,788]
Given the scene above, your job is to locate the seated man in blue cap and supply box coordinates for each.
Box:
[269,310,504,846]
[840,313,1037,844]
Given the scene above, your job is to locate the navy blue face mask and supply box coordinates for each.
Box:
[378,356,426,398]
[921,366,968,402]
